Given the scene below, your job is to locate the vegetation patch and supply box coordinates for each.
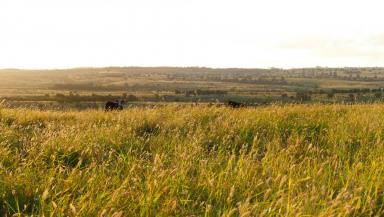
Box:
[0,104,384,215]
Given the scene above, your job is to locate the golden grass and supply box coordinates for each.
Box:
[1,104,384,216]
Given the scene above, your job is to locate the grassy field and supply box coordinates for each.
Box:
[2,67,384,107]
[1,104,384,216]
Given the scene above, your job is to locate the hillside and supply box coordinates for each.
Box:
[1,104,384,216]
[2,67,384,108]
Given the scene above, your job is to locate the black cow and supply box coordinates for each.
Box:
[105,100,123,111]
[226,100,245,108]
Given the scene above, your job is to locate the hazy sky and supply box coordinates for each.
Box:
[1,0,383,69]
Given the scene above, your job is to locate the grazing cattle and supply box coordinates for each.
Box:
[226,100,245,108]
[105,100,123,111]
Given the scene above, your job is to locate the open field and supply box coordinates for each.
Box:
[1,104,384,216]
[2,67,384,109]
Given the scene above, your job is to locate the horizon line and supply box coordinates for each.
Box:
[1,65,384,71]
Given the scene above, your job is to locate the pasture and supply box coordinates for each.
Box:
[1,104,384,216]
[2,67,384,108]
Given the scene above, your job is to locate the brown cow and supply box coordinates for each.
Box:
[105,100,124,111]
[226,100,245,108]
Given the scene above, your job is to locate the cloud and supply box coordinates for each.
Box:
[370,33,384,46]
[277,33,384,59]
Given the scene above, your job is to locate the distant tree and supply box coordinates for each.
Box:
[154,93,160,100]
[327,92,334,98]
[296,92,311,101]
[55,93,65,98]
[280,76,287,84]
[127,94,139,101]
[348,93,355,102]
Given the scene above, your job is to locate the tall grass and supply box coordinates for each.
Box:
[1,104,384,216]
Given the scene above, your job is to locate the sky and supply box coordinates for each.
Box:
[0,0,383,69]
